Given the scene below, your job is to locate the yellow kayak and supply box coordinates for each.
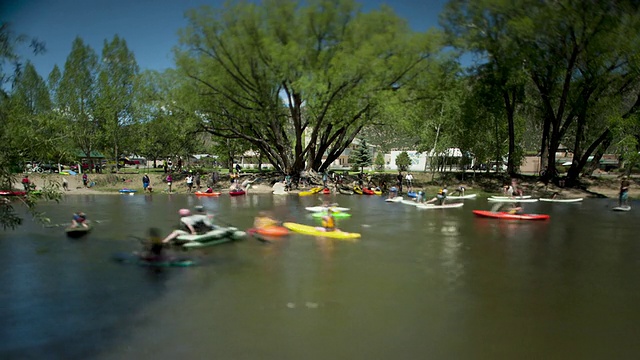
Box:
[299,187,323,196]
[283,222,361,240]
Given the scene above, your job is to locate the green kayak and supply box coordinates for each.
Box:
[311,212,351,218]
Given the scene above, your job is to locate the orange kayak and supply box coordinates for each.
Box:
[249,226,290,237]
[194,191,221,197]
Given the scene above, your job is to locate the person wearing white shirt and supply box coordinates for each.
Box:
[405,172,414,192]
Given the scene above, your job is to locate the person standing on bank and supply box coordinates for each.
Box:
[21,175,30,191]
[186,173,194,193]
[142,173,150,192]
[194,172,201,190]
[405,172,414,192]
[396,171,403,194]
[619,175,631,207]
[166,174,173,193]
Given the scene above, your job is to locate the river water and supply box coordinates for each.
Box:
[1,193,639,359]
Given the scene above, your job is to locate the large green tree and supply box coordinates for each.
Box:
[56,37,101,171]
[175,0,441,175]
[0,24,60,230]
[443,0,640,184]
[95,35,139,164]
[133,69,207,168]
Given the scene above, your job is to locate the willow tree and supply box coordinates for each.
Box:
[443,0,640,184]
[175,0,441,175]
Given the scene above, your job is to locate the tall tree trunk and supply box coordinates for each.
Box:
[503,88,517,176]
[580,129,612,177]
[539,114,551,176]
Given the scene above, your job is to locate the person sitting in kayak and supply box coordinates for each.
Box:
[161,208,202,243]
[321,209,337,232]
[508,202,524,215]
[141,227,165,260]
[205,186,214,193]
[491,202,523,214]
[415,190,424,203]
[190,205,216,233]
[426,186,448,205]
[388,186,398,199]
[254,211,278,230]
[71,212,89,228]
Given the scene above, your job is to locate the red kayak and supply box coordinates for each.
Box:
[362,188,375,195]
[0,191,27,196]
[472,210,550,221]
[229,189,246,196]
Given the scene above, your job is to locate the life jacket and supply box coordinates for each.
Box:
[254,216,276,229]
[322,215,336,231]
[438,189,444,195]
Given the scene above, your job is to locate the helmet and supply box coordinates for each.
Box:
[178,208,191,216]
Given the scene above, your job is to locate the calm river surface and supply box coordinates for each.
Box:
[1,193,639,359]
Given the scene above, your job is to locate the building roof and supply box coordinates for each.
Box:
[75,150,105,158]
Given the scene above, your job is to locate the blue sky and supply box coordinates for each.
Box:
[2,0,448,77]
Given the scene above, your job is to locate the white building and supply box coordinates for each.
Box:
[387,148,463,171]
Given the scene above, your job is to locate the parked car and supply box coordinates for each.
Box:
[69,163,90,172]
[40,163,64,173]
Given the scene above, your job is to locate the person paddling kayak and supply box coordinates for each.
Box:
[321,209,337,232]
[71,212,89,228]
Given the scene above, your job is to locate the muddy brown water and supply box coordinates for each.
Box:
[1,193,639,359]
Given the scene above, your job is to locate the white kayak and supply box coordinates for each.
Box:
[539,198,583,203]
[446,194,477,200]
[490,195,532,199]
[416,202,464,209]
[305,206,350,212]
[385,196,404,203]
[613,206,631,212]
[488,198,539,203]
[400,200,420,206]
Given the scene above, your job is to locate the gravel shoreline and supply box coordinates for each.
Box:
[10,172,637,198]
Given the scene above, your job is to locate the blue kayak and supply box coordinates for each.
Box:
[119,189,138,193]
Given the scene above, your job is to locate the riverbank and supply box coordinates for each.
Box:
[10,171,637,199]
